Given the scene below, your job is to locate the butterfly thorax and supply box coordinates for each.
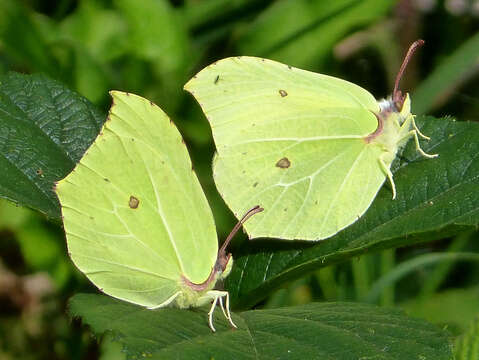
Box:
[175,255,233,309]
[175,278,218,309]
[365,94,413,160]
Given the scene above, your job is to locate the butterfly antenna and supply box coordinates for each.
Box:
[219,205,264,255]
[393,39,425,107]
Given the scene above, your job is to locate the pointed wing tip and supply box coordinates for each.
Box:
[54,177,67,194]
[183,77,195,92]
[109,90,125,99]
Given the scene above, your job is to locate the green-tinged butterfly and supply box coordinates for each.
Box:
[185,40,438,241]
[55,91,263,331]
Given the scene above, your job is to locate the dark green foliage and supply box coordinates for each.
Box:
[455,317,479,360]
[0,73,104,218]
[1,1,478,359]
[70,294,453,360]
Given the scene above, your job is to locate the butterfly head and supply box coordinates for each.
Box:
[378,93,411,125]
[218,254,234,280]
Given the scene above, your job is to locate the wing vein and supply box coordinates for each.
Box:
[319,148,367,234]
[74,254,175,280]
[143,161,186,274]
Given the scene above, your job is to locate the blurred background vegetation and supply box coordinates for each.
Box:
[1,0,479,359]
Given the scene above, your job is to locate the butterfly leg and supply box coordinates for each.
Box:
[403,130,438,159]
[208,295,219,332]
[399,116,438,158]
[218,295,228,319]
[224,292,237,329]
[205,290,236,331]
[411,116,430,140]
[217,292,237,328]
[379,153,396,200]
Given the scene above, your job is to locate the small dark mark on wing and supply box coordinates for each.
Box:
[284,208,287,212]
[276,157,291,168]
[214,75,220,84]
[288,65,292,69]
[150,101,154,106]
[104,178,110,182]
[129,196,140,209]
[279,89,288,97]
[126,92,130,96]
[181,138,186,144]
[253,182,258,187]
[242,152,247,155]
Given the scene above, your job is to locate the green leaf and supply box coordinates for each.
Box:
[225,116,479,309]
[70,45,111,104]
[365,252,479,303]
[113,0,191,112]
[237,0,392,69]
[412,31,479,115]
[59,0,128,62]
[70,293,453,360]
[183,0,259,30]
[0,0,59,74]
[114,0,189,75]
[401,287,479,336]
[0,199,73,288]
[0,72,104,218]
[57,0,128,103]
[455,317,479,360]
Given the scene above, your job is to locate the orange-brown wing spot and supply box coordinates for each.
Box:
[276,157,291,169]
[129,196,140,209]
[279,89,288,97]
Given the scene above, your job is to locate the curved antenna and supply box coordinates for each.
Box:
[183,205,264,291]
[219,205,264,255]
[393,39,425,106]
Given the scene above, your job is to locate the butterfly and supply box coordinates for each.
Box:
[185,40,437,241]
[56,91,263,331]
